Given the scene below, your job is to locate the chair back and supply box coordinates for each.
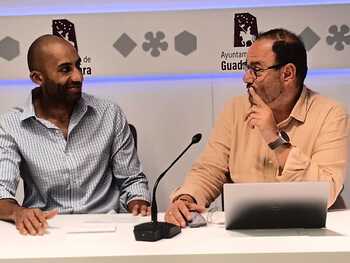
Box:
[129,124,137,149]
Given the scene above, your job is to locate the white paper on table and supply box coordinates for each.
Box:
[65,223,117,234]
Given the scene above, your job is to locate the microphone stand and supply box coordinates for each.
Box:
[134,134,202,242]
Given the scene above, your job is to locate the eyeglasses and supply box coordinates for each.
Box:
[243,62,285,79]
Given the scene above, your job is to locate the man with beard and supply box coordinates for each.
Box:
[165,28,349,227]
[0,35,150,235]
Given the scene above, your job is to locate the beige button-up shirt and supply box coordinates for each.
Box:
[172,87,349,208]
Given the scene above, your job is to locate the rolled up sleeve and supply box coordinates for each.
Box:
[110,106,150,212]
[0,125,21,201]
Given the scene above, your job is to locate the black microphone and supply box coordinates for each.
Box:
[133,133,202,242]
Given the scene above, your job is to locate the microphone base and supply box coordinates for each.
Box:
[134,221,181,242]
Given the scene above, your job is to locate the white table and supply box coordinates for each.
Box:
[1,211,350,263]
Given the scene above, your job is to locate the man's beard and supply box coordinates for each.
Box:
[45,80,82,104]
[246,84,281,106]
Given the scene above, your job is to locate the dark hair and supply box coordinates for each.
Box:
[257,28,308,88]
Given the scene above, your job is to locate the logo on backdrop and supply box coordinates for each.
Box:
[234,13,258,48]
[51,19,92,75]
[52,19,78,51]
[219,12,258,72]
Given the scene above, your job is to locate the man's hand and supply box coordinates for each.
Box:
[245,87,279,144]
[13,207,57,236]
[245,87,292,168]
[165,197,205,228]
[128,200,150,216]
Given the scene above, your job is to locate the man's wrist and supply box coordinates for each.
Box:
[174,194,196,204]
[268,130,291,150]
[7,200,21,222]
[265,129,279,145]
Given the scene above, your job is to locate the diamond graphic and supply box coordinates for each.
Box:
[0,36,20,61]
[113,33,137,57]
[175,31,197,56]
[299,27,320,51]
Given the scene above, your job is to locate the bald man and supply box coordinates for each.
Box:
[0,35,150,235]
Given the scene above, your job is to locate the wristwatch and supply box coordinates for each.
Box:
[268,130,290,150]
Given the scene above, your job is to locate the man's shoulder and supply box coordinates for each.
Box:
[0,107,24,126]
[82,93,121,113]
[307,88,347,113]
[223,94,250,111]
[214,94,249,123]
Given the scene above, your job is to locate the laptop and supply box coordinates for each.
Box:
[224,182,328,229]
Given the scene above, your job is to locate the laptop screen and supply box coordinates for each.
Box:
[224,182,328,229]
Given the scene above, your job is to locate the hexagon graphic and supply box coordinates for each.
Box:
[0,37,20,61]
[175,31,197,56]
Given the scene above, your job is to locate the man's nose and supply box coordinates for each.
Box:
[71,66,83,82]
[243,70,254,84]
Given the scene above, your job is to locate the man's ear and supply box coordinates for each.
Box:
[30,71,44,86]
[282,63,297,83]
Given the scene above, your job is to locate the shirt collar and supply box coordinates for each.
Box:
[19,88,95,122]
[19,90,36,122]
[289,85,309,123]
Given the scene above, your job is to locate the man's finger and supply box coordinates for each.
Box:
[170,205,187,227]
[44,209,58,220]
[20,228,28,235]
[165,211,180,226]
[244,110,252,121]
[132,204,140,215]
[146,206,151,216]
[140,205,148,216]
[177,201,192,221]
[168,209,184,227]
[244,106,258,121]
[34,209,48,233]
[249,87,265,106]
[188,203,206,213]
[16,221,28,235]
[23,218,37,235]
[27,212,44,235]
[246,113,258,129]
